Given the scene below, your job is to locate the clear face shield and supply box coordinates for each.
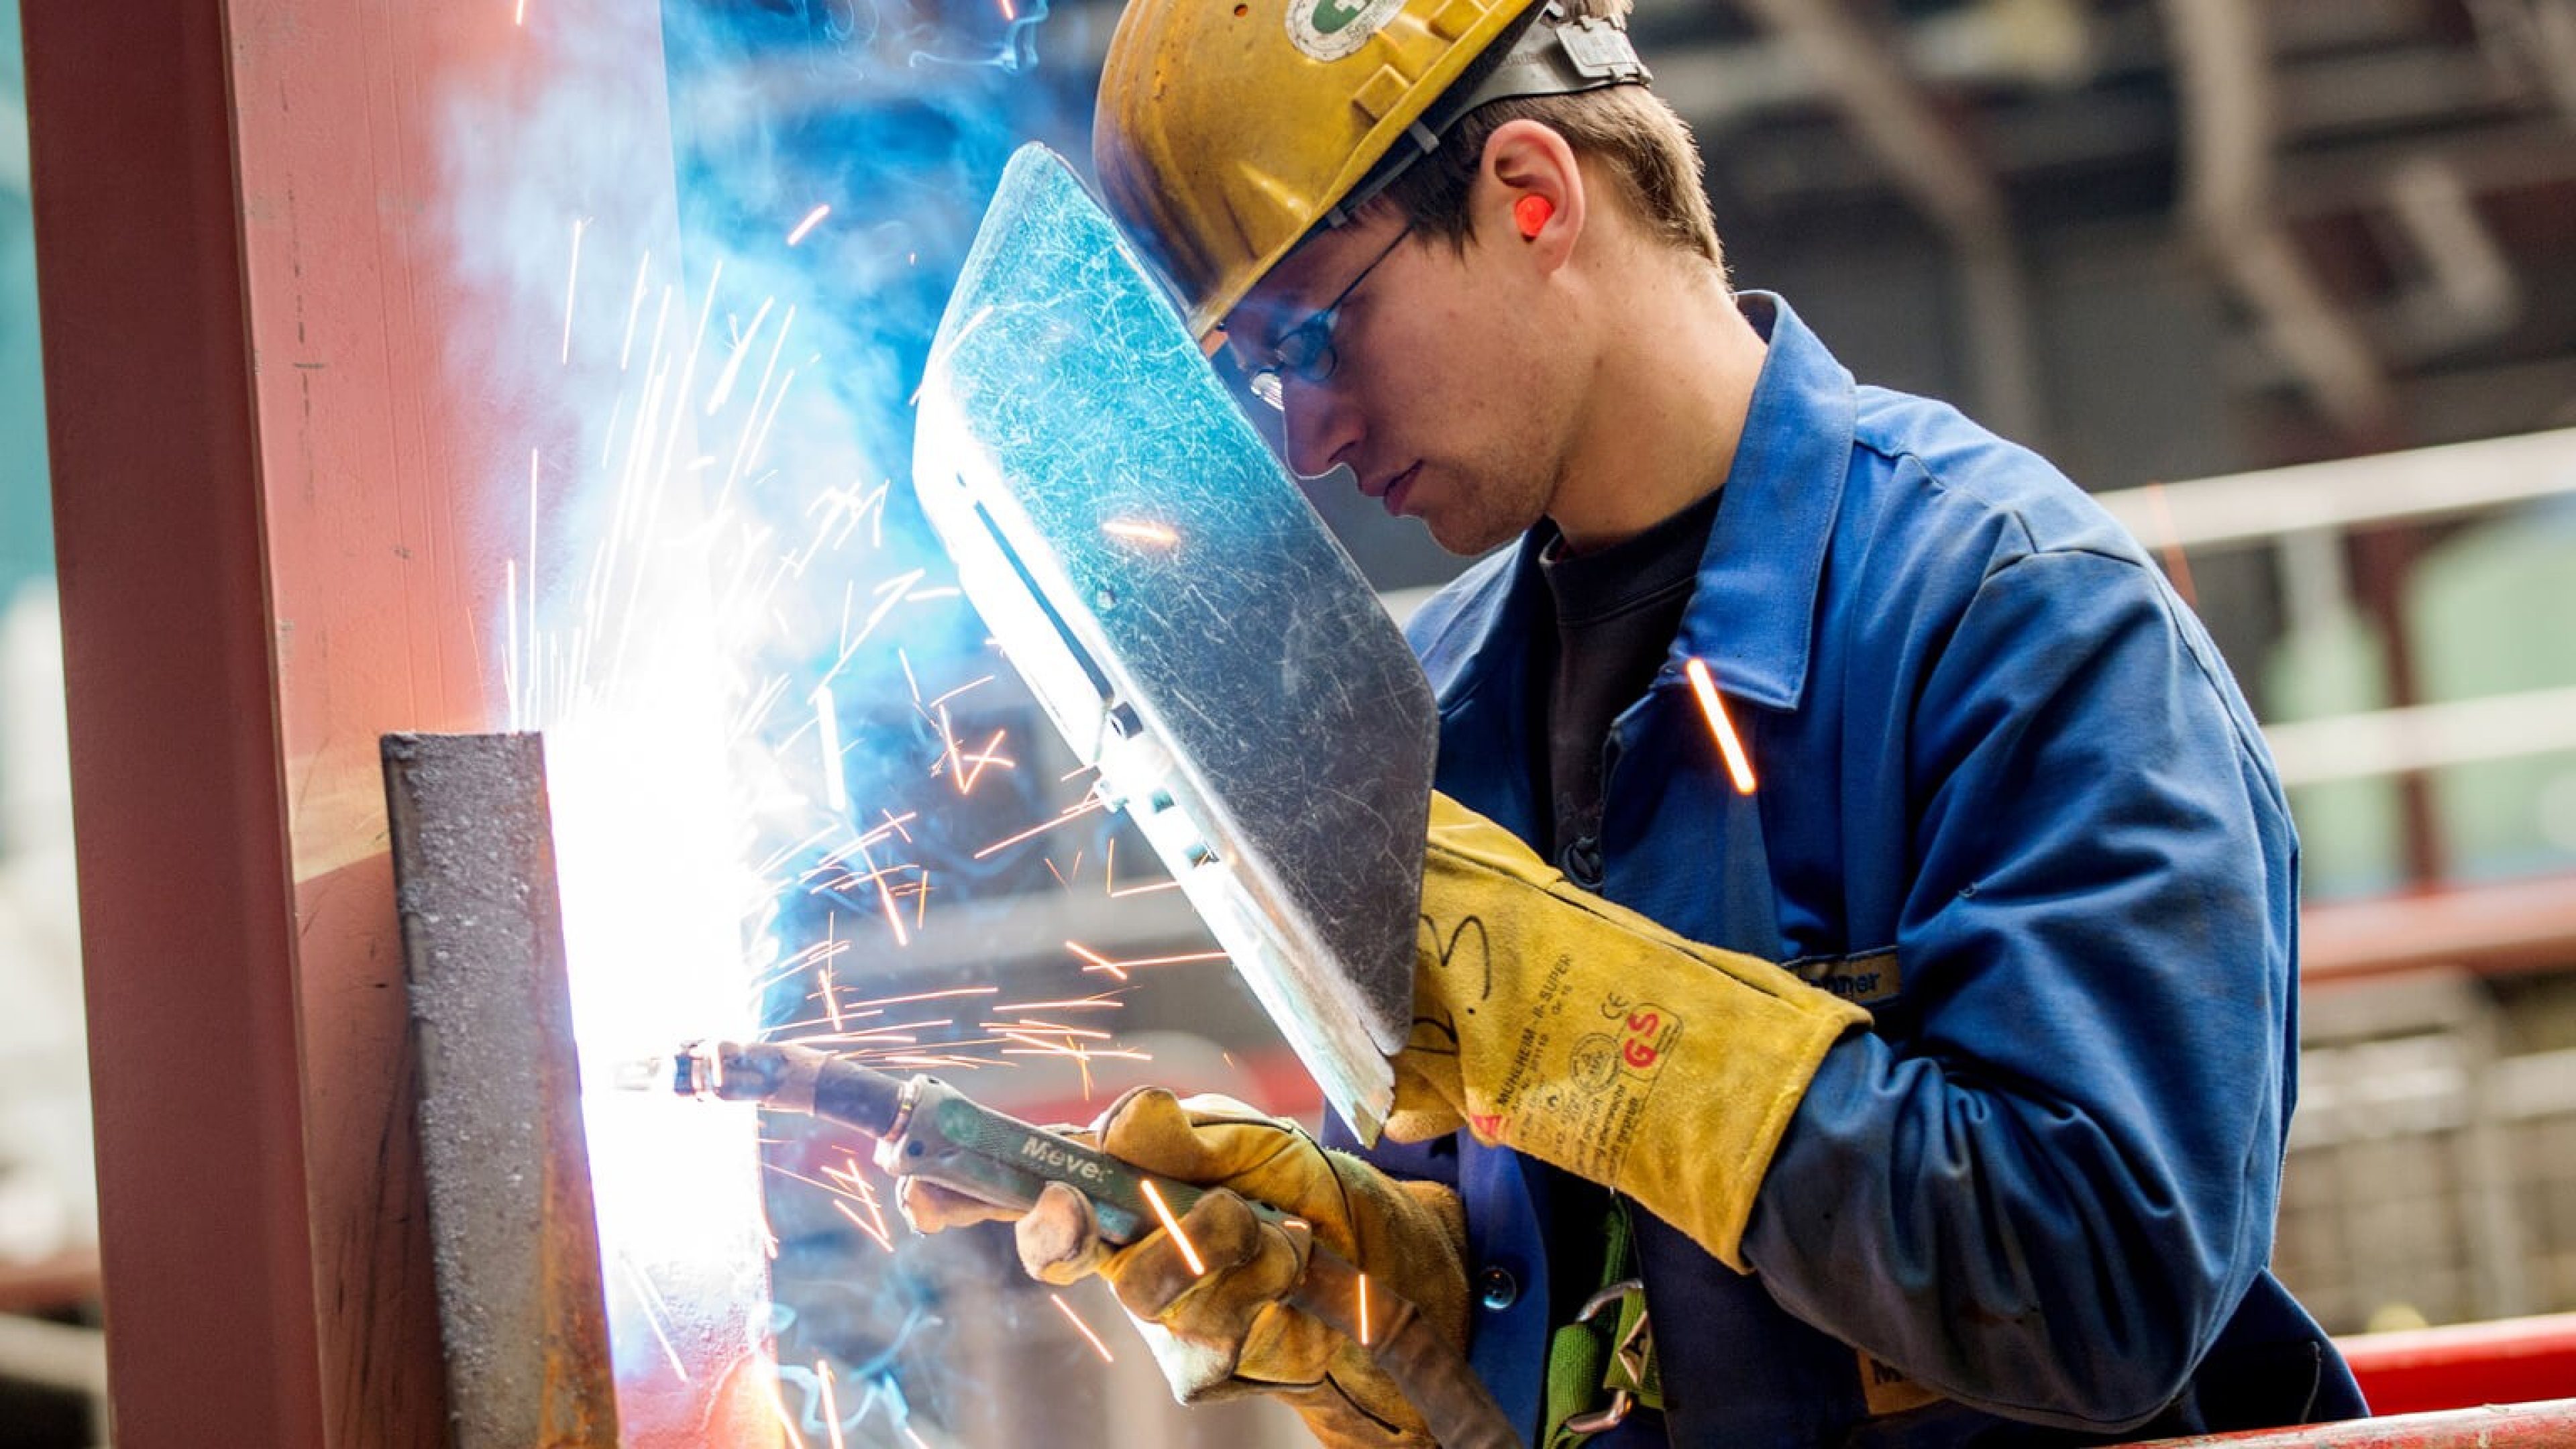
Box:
[910,145,1437,1142]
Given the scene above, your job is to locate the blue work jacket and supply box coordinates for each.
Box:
[1331,294,2365,1446]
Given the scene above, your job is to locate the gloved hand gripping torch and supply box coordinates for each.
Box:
[625,1039,1517,1449]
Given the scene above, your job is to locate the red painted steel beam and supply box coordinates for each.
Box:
[2302,873,2576,981]
[2339,1314,2576,1418]
[21,6,331,1446]
[2118,1399,2576,1447]
[23,1,679,1443]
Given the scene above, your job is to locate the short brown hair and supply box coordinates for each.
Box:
[1381,0,1722,268]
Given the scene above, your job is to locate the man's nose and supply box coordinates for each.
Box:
[1281,378,1359,482]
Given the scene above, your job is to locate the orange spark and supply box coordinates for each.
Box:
[926,674,995,711]
[1051,1293,1116,1363]
[840,985,999,1012]
[994,1026,1097,1062]
[619,1257,690,1383]
[1000,1046,1150,1063]
[706,295,775,415]
[797,1029,922,1046]
[788,204,831,248]
[973,795,1107,860]
[877,871,911,947]
[2142,481,2200,609]
[873,1052,1001,1071]
[803,862,908,893]
[818,971,844,1032]
[960,729,1012,792]
[1139,1179,1204,1275]
[765,1162,873,1200]
[1358,1272,1371,1346]
[818,568,925,688]
[1103,519,1178,546]
[984,1019,1114,1040]
[1106,839,1181,898]
[763,1379,805,1445]
[994,992,1125,1012]
[833,1197,895,1252]
[818,1359,848,1449]
[1069,945,1231,975]
[1683,657,1757,794]
[996,1029,1102,1091]
[937,703,968,795]
[559,216,586,366]
[1064,940,1124,980]
[816,913,847,1030]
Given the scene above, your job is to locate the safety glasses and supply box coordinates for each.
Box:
[1242,222,1415,411]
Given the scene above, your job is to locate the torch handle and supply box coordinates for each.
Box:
[687,1040,1519,1448]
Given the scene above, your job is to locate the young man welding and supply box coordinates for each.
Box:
[904,1,2367,1442]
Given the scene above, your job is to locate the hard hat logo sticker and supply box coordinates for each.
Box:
[1288,0,1407,60]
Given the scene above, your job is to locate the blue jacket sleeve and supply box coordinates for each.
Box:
[1739,545,2300,1432]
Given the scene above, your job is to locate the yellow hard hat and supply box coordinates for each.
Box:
[1093,0,1650,343]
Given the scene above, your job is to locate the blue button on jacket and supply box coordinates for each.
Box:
[1330,294,2365,1446]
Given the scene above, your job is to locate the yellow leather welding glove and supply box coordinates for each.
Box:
[1393,791,1872,1271]
[899,1087,1469,1448]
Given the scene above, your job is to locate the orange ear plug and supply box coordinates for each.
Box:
[1514,194,1554,239]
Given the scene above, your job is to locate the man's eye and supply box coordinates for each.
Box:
[1277,323,1329,371]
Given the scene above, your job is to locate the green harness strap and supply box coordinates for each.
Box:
[1540,1197,1664,1447]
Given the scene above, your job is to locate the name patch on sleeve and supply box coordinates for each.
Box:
[1790,949,1900,1006]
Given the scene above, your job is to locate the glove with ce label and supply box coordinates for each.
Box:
[900,1086,1470,1448]
[1393,791,1872,1270]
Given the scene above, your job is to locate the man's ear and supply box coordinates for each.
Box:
[1479,119,1582,272]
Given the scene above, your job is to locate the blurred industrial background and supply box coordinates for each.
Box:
[5,0,2576,1445]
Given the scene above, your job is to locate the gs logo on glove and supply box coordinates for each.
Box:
[1574,998,1682,1087]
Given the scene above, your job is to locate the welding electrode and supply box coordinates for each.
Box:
[623,1038,1518,1448]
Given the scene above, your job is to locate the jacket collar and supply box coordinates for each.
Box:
[1671,291,1854,712]
[1421,291,1854,714]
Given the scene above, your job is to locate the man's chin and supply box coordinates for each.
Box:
[1421,511,1523,557]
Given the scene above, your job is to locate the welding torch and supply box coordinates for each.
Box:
[623,1038,1517,1449]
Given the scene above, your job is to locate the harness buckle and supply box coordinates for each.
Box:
[1562,1279,1652,1434]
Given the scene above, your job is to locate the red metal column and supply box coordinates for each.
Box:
[21,5,329,1445]
[2340,1314,2576,1417]
[226,7,523,1443]
[24,1,665,1443]
[2119,1399,2576,1447]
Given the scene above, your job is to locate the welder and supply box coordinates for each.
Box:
[904,1,2369,1443]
